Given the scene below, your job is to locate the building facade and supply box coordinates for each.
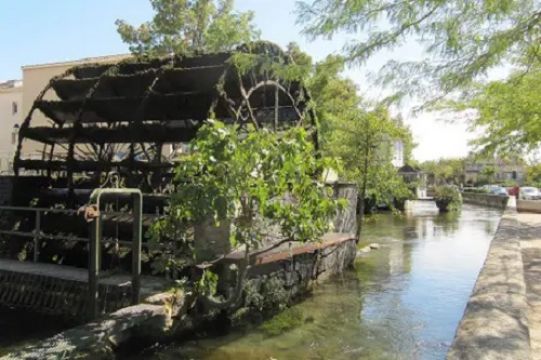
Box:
[464,158,525,185]
[0,80,23,174]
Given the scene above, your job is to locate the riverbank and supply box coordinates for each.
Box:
[448,197,541,359]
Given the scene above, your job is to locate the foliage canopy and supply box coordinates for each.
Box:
[116,0,259,56]
[297,0,541,103]
[304,53,414,215]
[459,70,541,155]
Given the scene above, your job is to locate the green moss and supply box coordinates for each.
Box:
[259,307,304,336]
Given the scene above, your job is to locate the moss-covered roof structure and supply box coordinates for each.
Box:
[14,42,316,201]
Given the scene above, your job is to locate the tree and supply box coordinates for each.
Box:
[420,158,465,185]
[296,0,541,104]
[479,165,497,185]
[327,105,413,221]
[306,55,361,155]
[116,0,259,56]
[300,53,413,221]
[457,70,541,155]
[526,163,541,187]
[149,121,342,309]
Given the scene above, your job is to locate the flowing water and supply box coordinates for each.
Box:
[134,201,502,360]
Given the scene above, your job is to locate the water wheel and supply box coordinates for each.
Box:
[8,41,316,268]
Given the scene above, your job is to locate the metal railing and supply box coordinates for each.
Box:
[0,188,143,319]
[87,188,142,318]
[0,205,85,262]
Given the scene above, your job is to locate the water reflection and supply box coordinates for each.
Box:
[134,202,503,359]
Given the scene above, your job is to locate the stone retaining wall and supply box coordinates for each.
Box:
[447,202,531,359]
[517,199,541,214]
[462,192,509,209]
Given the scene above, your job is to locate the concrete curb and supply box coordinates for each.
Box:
[447,202,531,360]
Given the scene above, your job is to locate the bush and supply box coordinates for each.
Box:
[463,187,488,193]
[434,185,462,212]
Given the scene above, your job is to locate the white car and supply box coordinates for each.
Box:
[520,187,541,200]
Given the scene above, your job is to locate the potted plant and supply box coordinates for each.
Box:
[434,185,462,212]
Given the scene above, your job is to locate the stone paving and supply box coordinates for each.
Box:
[517,212,541,359]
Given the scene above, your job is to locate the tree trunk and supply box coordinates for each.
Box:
[357,145,371,237]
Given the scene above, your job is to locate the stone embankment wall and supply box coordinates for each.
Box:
[447,201,531,360]
[517,199,541,214]
[461,192,508,209]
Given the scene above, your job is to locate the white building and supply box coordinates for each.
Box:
[0,80,23,174]
[392,140,405,168]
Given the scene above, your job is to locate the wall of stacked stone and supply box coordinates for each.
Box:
[462,192,508,209]
[229,235,357,325]
[447,202,531,360]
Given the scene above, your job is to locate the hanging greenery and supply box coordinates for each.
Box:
[148,120,345,309]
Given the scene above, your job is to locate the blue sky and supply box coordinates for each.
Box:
[0,0,474,161]
[0,0,346,80]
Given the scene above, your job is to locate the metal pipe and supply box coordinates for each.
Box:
[88,188,143,317]
[33,211,40,262]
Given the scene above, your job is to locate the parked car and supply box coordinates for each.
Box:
[481,184,501,192]
[489,187,508,197]
[519,187,541,200]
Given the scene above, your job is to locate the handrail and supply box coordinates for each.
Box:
[87,188,143,319]
[0,205,79,214]
[0,189,144,320]
[0,205,149,260]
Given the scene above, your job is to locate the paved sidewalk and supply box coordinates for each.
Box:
[517,212,541,359]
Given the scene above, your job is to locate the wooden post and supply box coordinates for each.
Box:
[131,193,142,305]
[88,213,101,319]
[33,210,41,262]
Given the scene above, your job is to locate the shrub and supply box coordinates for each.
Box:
[434,185,462,212]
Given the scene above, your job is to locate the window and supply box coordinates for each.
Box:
[12,102,18,115]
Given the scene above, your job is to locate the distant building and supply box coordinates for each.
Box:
[398,164,428,199]
[464,158,525,185]
[0,80,23,174]
[392,140,405,168]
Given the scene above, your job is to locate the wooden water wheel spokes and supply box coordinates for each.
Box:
[14,41,316,207]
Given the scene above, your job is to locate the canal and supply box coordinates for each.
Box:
[131,201,502,360]
[0,201,502,359]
